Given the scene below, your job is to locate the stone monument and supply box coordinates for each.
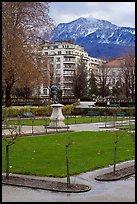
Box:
[48,84,67,128]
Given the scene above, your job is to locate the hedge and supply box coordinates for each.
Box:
[2,105,74,118]
[2,105,134,119]
[72,107,135,117]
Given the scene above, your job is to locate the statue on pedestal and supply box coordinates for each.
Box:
[48,83,68,129]
[50,83,59,104]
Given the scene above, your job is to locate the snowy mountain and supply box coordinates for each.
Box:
[49,17,135,59]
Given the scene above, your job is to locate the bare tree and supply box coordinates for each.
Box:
[65,140,72,188]
[113,134,119,175]
[3,125,19,179]
[120,53,135,101]
[111,78,124,99]
[48,57,55,85]
[2,2,54,107]
[97,63,111,101]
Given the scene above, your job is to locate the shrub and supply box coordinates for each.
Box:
[3,108,20,117]
[2,105,135,118]
[62,105,74,115]
[30,106,52,116]
[73,107,135,116]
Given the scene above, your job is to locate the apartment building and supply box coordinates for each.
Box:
[40,41,103,96]
[104,58,123,85]
[102,58,135,99]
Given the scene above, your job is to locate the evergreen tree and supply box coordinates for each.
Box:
[88,70,98,100]
[72,56,88,100]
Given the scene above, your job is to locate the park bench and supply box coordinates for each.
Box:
[87,111,100,116]
[128,104,135,108]
[109,104,120,107]
[22,112,34,117]
[113,111,126,117]
[24,103,32,107]
[2,123,16,129]
[2,124,9,129]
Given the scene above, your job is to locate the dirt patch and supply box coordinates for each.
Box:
[2,165,135,193]
[95,165,135,181]
[2,175,91,193]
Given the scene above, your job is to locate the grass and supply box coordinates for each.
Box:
[3,116,129,126]
[100,124,135,130]
[2,131,134,177]
[118,125,135,130]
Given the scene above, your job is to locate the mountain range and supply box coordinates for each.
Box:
[48,17,135,59]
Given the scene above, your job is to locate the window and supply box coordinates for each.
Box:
[54,45,58,49]
[63,45,69,48]
[64,57,72,61]
[66,51,72,54]
[58,51,61,55]
[50,57,54,62]
[56,70,60,74]
[112,78,115,84]
[56,57,60,62]
[64,64,73,68]
[56,64,60,69]
[43,89,47,95]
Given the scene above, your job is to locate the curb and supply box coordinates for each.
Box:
[2,175,91,193]
[94,165,135,181]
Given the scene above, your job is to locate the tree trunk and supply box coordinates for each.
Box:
[5,85,12,107]
[131,84,135,102]
[113,144,116,175]
[66,145,70,188]
[6,145,10,179]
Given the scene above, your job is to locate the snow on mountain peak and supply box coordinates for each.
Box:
[47,17,135,58]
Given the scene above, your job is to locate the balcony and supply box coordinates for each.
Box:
[63,57,76,63]
[64,54,76,57]
[63,66,75,70]
[63,68,75,71]
[63,85,72,89]
[63,73,74,77]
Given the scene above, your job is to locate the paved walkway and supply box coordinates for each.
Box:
[2,160,135,202]
[2,119,135,137]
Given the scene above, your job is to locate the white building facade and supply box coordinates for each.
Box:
[40,41,104,96]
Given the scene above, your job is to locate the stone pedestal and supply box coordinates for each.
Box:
[48,103,68,128]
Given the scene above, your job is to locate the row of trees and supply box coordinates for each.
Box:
[72,53,135,102]
[2,2,54,107]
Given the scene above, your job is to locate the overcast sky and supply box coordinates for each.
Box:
[49,2,135,28]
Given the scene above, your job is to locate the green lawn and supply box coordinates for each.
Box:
[2,131,134,177]
[3,116,128,126]
[100,124,135,130]
[118,125,135,130]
